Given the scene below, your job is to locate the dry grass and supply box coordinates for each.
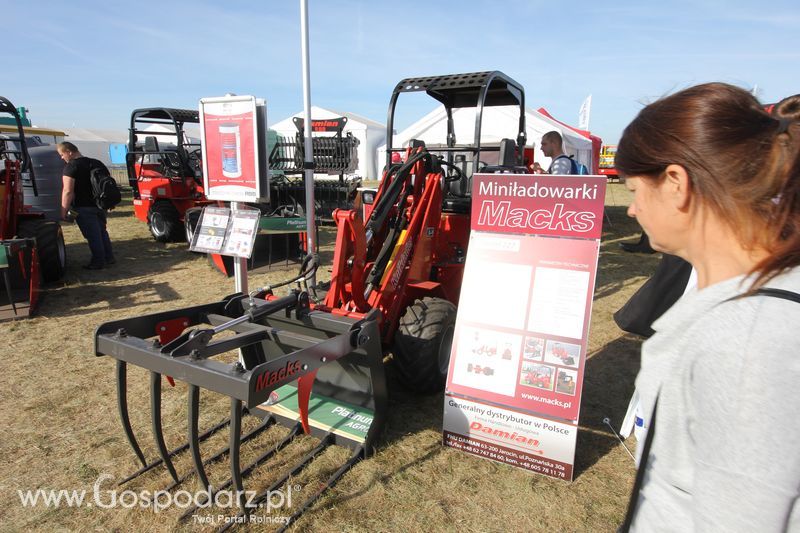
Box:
[0,183,659,532]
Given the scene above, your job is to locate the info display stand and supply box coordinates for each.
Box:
[189,206,260,260]
[442,173,607,481]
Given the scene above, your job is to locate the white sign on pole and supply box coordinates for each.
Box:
[578,94,592,131]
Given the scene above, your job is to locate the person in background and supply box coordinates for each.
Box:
[616,85,800,532]
[540,131,576,174]
[58,141,115,270]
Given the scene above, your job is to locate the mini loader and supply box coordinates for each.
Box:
[127,108,212,243]
[1,96,66,320]
[94,71,527,529]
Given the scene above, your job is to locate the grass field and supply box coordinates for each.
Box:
[0,183,660,532]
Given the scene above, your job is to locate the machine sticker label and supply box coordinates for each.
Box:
[259,384,374,442]
[444,173,606,481]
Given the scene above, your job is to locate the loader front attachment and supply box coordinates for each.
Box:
[94,290,387,528]
[0,238,40,321]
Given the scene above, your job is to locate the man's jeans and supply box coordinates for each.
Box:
[75,206,114,267]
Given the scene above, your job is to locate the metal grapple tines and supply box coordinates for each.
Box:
[95,290,387,530]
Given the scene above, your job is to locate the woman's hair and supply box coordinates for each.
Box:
[615,83,800,288]
[56,141,80,153]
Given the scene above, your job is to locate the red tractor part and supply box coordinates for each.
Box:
[1,96,66,321]
[127,108,212,243]
[320,71,528,393]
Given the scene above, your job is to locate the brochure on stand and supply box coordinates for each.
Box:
[189,206,260,258]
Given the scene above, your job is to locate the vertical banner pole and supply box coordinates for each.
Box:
[300,0,317,286]
[230,201,248,294]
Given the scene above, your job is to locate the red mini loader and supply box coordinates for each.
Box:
[127,108,212,242]
[94,71,528,528]
[1,96,66,320]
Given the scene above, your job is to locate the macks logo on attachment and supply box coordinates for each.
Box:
[255,361,302,391]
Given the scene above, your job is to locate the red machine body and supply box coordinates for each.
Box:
[312,71,529,392]
[127,108,212,243]
[322,151,470,344]
[1,96,66,320]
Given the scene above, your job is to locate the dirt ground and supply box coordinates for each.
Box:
[0,183,659,532]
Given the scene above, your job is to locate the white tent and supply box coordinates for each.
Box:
[376,105,593,172]
[271,106,386,180]
[61,127,129,167]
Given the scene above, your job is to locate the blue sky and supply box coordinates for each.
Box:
[7,0,798,144]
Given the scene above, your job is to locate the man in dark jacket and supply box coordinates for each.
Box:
[58,142,115,269]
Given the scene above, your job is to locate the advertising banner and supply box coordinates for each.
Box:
[199,95,268,202]
[443,173,606,481]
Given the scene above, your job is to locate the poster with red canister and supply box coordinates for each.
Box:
[199,95,267,202]
[442,173,606,481]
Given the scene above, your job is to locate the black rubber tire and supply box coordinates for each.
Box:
[393,297,457,393]
[148,201,182,242]
[184,207,201,246]
[18,219,67,283]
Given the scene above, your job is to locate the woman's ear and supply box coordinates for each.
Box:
[664,164,692,210]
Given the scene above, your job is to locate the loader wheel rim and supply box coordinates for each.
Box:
[151,214,167,236]
[57,231,66,267]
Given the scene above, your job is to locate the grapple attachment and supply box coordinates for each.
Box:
[94,289,387,529]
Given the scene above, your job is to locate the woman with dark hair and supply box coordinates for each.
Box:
[617,84,800,532]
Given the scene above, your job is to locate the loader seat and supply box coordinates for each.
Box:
[144,136,159,153]
[481,139,528,174]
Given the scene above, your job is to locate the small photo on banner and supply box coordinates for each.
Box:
[451,326,522,397]
[519,363,556,391]
[543,340,581,369]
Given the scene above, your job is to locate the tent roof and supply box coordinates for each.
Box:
[272,105,385,132]
[60,128,128,143]
[383,105,591,150]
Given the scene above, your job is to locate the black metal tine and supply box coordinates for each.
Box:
[3,269,18,314]
[252,434,333,507]
[116,360,147,468]
[188,385,212,493]
[278,446,364,533]
[217,434,334,533]
[179,421,300,522]
[180,411,274,491]
[229,397,246,513]
[117,417,229,486]
[150,371,180,484]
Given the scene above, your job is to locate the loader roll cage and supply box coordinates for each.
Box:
[126,107,202,198]
[385,71,527,177]
[0,96,35,194]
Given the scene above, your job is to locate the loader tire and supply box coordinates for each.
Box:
[148,201,182,242]
[393,297,457,393]
[18,219,67,283]
[184,207,201,246]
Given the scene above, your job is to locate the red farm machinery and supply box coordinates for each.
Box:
[94,71,528,528]
[1,96,66,320]
[127,108,212,243]
[598,144,618,180]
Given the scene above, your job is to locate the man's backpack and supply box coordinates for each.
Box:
[556,155,589,175]
[89,162,121,210]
